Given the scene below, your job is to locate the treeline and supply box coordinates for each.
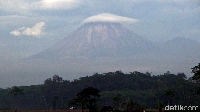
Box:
[0,70,200,110]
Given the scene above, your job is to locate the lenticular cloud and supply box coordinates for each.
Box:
[82,13,139,24]
[10,22,45,38]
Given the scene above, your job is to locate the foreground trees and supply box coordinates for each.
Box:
[0,69,200,110]
[113,94,122,110]
[191,63,200,95]
[164,90,175,105]
[72,87,101,112]
[9,86,24,96]
[8,86,24,110]
[192,63,200,82]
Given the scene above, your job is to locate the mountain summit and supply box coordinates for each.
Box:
[30,22,156,59]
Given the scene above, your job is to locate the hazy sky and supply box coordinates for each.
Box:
[0,0,200,88]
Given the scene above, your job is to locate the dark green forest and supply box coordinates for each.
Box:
[0,63,200,111]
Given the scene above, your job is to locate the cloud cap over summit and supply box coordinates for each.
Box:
[82,13,139,24]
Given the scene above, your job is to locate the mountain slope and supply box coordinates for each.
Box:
[30,22,157,59]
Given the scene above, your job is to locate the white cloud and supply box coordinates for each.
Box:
[10,22,45,38]
[37,0,81,10]
[82,13,139,24]
[0,0,81,15]
[10,30,22,36]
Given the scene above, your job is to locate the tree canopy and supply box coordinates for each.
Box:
[192,63,200,83]
[72,87,101,112]
[0,71,200,110]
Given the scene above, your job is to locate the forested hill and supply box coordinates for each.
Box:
[0,71,199,110]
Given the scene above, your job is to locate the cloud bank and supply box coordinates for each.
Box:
[10,22,45,37]
[82,13,139,24]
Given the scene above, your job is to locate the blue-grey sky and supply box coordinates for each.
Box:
[0,0,200,88]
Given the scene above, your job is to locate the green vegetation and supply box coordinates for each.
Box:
[191,63,200,82]
[0,64,200,111]
[72,87,101,112]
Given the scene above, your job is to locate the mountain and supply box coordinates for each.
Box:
[160,37,200,57]
[30,22,157,59]
[11,23,200,88]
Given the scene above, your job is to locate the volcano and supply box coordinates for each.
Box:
[30,22,157,59]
